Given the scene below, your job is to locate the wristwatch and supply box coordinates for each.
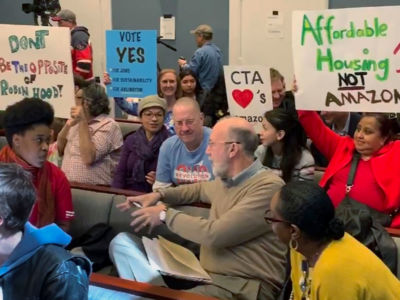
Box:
[159,206,168,223]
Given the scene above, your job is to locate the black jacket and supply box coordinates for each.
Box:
[0,244,91,300]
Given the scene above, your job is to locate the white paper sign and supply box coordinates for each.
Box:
[160,16,175,40]
[266,11,284,39]
[0,24,74,118]
[292,6,400,112]
[224,65,272,132]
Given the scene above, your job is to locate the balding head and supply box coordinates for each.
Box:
[173,97,201,114]
[213,117,259,158]
[173,97,204,151]
[207,117,258,179]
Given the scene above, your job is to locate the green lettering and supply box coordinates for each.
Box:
[375,18,388,37]
[376,58,389,81]
[301,14,322,46]
[325,16,335,45]
[8,35,19,53]
[35,30,49,49]
[316,48,333,71]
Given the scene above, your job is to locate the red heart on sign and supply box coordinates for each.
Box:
[232,89,253,108]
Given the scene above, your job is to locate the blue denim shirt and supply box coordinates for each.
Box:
[184,42,223,91]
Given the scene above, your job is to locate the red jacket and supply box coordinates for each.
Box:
[298,110,400,227]
[71,26,93,80]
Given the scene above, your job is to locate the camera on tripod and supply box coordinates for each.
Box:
[22,0,61,26]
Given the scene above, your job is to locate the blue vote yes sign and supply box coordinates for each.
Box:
[106,30,157,98]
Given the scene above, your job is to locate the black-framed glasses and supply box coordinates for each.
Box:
[264,209,291,224]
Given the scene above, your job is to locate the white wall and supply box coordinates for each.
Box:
[59,0,112,80]
[230,0,328,80]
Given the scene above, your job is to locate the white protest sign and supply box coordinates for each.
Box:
[292,6,400,112]
[224,66,272,132]
[0,24,74,118]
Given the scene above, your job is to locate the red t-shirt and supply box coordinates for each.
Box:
[327,158,386,211]
[29,162,74,226]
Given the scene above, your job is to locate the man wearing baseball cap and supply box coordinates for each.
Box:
[178,24,226,126]
[52,9,94,81]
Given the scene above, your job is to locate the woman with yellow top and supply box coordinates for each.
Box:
[267,181,400,300]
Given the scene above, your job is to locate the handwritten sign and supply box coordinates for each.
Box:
[224,65,272,132]
[106,30,157,98]
[0,24,74,118]
[292,6,400,112]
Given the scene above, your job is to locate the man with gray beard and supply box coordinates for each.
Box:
[109,117,287,300]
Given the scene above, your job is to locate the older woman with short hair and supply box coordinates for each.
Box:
[58,83,123,185]
[268,181,400,300]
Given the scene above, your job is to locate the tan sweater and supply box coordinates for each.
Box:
[163,168,287,300]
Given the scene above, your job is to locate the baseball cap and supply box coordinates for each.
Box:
[190,24,213,35]
[51,9,76,23]
[138,95,167,116]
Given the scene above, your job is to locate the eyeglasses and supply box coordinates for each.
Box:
[208,141,241,147]
[142,111,164,119]
[264,209,290,224]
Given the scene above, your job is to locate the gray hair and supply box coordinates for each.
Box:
[0,163,35,233]
[82,83,110,117]
[228,126,259,158]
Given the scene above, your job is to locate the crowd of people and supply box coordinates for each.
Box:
[1,7,400,300]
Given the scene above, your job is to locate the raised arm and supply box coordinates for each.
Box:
[103,72,139,116]
[114,97,139,116]
[298,110,342,161]
[57,119,79,156]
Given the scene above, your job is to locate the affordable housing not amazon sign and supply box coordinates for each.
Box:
[292,6,400,112]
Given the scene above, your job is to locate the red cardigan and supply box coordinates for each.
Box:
[298,110,400,228]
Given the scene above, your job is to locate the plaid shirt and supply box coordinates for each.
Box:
[61,114,123,185]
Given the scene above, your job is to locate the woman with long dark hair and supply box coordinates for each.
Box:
[178,69,199,100]
[255,108,314,182]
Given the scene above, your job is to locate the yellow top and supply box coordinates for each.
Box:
[291,233,400,300]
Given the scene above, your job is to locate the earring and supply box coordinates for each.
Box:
[289,238,299,250]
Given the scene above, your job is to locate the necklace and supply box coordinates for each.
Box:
[300,260,311,300]
[290,251,323,300]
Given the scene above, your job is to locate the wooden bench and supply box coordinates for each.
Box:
[90,273,218,300]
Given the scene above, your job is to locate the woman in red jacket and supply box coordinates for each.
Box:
[298,110,400,227]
